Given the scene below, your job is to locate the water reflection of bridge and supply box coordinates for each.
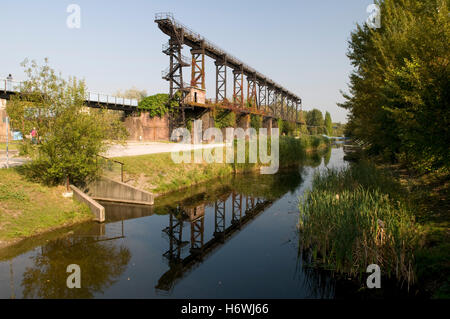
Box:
[157,191,272,293]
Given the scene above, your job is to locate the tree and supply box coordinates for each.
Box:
[324,112,333,136]
[138,93,179,117]
[7,59,128,185]
[340,0,450,170]
[305,109,324,135]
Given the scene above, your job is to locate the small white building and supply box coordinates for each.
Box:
[183,87,206,104]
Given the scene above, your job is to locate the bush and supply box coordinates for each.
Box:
[7,59,127,185]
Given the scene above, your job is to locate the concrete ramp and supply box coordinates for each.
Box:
[84,177,154,206]
[70,185,105,222]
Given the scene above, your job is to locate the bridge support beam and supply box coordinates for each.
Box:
[215,56,227,102]
[247,74,257,108]
[190,206,205,255]
[233,67,244,108]
[267,86,275,116]
[214,199,226,242]
[262,117,272,136]
[191,42,206,89]
[258,81,267,111]
[231,192,242,228]
[237,113,250,131]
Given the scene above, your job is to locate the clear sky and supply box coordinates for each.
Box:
[0,0,372,123]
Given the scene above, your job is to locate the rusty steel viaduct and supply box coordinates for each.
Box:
[155,13,304,130]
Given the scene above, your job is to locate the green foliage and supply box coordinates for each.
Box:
[340,0,450,170]
[250,114,262,130]
[213,109,236,129]
[305,109,325,134]
[7,59,127,185]
[324,111,333,135]
[299,162,422,284]
[138,93,176,117]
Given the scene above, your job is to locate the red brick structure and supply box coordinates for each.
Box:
[123,112,170,141]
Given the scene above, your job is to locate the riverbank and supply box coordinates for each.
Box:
[0,168,93,249]
[298,159,449,298]
[114,135,329,194]
[0,135,328,248]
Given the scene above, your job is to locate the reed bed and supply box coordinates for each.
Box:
[298,162,423,285]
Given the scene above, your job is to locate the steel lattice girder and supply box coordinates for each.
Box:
[233,67,244,107]
[164,40,189,99]
[258,81,267,111]
[286,98,292,121]
[214,199,226,237]
[215,57,227,102]
[163,211,185,262]
[190,211,204,252]
[191,43,206,89]
[231,192,242,226]
[267,86,275,115]
[247,74,257,108]
[274,90,282,118]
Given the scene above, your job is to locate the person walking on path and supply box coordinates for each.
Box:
[31,127,37,144]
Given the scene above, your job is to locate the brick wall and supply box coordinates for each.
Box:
[124,112,170,141]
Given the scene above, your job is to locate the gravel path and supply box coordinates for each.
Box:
[104,142,228,158]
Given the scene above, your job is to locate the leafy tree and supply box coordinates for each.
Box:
[250,114,262,130]
[138,93,179,117]
[21,236,131,298]
[305,109,324,135]
[213,108,236,129]
[6,59,128,185]
[340,0,450,170]
[325,111,333,135]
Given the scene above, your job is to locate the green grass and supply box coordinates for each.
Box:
[0,168,93,243]
[0,142,20,151]
[115,151,233,194]
[298,161,450,297]
[299,162,422,285]
[115,135,329,194]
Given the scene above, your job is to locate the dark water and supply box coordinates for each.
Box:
[0,147,350,299]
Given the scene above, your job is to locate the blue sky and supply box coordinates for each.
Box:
[0,0,372,123]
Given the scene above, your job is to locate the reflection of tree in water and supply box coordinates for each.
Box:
[324,147,332,166]
[21,237,131,298]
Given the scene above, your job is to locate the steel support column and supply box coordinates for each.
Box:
[190,207,205,254]
[231,192,242,227]
[215,57,227,102]
[267,86,275,116]
[247,73,257,108]
[191,42,206,89]
[214,199,226,240]
[162,210,185,263]
[258,81,267,111]
[233,66,244,108]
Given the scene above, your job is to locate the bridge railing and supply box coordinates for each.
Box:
[1,79,24,93]
[0,78,138,107]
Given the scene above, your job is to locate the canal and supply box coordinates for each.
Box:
[0,146,349,299]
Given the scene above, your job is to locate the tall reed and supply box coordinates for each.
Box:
[298,162,423,285]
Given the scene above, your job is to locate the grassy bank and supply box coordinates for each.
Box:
[298,161,449,298]
[0,168,93,247]
[0,142,20,151]
[115,135,329,194]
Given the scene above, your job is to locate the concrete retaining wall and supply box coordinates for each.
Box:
[70,185,105,222]
[84,177,154,206]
